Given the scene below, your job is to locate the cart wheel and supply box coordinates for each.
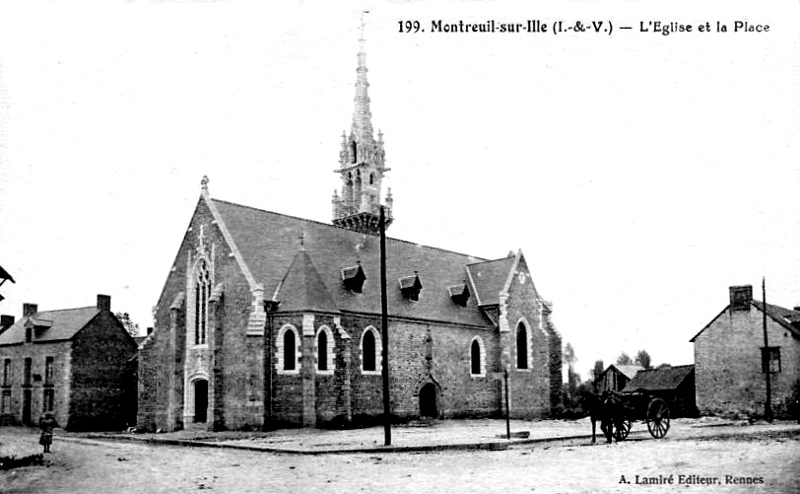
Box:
[614,419,631,441]
[646,398,670,438]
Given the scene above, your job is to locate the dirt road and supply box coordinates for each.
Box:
[1,428,798,493]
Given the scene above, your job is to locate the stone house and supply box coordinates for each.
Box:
[136,39,562,432]
[598,364,642,393]
[0,295,138,430]
[691,285,800,418]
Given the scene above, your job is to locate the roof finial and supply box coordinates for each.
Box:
[360,10,369,45]
[299,230,306,250]
[201,175,209,192]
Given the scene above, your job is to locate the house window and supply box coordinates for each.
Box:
[470,336,486,377]
[761,347,781,374]
[360,326,381,374]
[276,325,300,375]
[43,389,54,412]
[194,260,210,345]
[45,357,54,386]
[23,358,31,386]
[516,322,529,370]
[1,390,10,414]
[2,359,10,387]
[25,327,32,343]
[316,326,334,374]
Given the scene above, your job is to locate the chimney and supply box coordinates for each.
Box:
[97,294,111,312]
[147,327,153,336]
[0,315,14,333]
[23,303,38,317]
[729,285,752,311]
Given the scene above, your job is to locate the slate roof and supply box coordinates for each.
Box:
[622,365,694,392]
[274,250,340,313]
[690,300,800,342]
[465,257,516,306]
[211,198,504,327]
[0,307,100,346]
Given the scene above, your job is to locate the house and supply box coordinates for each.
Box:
[690,285,800,418]
[0,295,138,430]
[136,38,562,432]
[621,365,696,418]
[598,364,642,393]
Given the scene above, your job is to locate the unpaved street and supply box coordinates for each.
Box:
[2,428,798,494]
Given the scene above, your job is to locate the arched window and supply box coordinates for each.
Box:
[369,173,374,185]
[516,322,528,370]
[194,259,210,345]
[316,326,334,374]
[360,327,381,374]
[470,336,486,377]
[284,330,296,371]
[277,325,300,375]
[351,141,357,163]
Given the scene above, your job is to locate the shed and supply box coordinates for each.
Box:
[623,364,697,418]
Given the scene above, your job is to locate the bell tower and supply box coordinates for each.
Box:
[332,22,393,235]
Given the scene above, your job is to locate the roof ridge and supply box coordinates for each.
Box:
[212,197,490,261]
[35,306,99,314]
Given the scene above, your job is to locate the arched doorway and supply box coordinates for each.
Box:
[194,379,208,423]
[419,383,438,418]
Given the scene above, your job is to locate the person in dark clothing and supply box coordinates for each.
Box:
[38,413,57,453]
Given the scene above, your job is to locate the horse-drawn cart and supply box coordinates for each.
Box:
[607,390,671,440]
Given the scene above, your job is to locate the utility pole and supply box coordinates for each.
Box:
[380,206,391,445]
[762,277,773,422]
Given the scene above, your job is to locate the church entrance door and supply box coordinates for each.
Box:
[419,383,438,418]
[194,380,208,423]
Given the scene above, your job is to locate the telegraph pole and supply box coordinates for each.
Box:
[380,206,391,445]
[762,277,773,422]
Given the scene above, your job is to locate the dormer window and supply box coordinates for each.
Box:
[399,273,422,301]
[447,283,470,307]
[342,264,366,293]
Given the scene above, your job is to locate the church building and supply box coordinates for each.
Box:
[137,37,562,431]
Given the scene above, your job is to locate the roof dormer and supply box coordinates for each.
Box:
[399,272,422,301]
[341,263,367,293]
[447,283,470,307]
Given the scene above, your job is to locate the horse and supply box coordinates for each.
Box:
[579,389,613,443]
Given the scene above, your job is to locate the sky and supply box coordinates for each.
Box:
[0,0,798,381]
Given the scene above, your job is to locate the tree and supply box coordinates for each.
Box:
[563,343,580,394]
[616,352,633,365]
[115,312,140,337]
[591,360,605,384]
[656,363,672,370]
[635,350,653,370]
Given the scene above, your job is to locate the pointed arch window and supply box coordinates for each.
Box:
[516,322,529,370]
[350,141,357,164]
[194,260,210,345]
[470,336,486,377]
[316,326,335,375]
[277,325,300,375]
[360,326,381,375]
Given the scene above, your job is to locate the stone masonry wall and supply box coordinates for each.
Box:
[0,341,72,427]
[69,311,138,431]
[695,306,800,418]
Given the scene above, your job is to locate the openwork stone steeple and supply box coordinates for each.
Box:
[332,27,392,235]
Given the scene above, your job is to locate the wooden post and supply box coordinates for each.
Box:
[504,368,510,439]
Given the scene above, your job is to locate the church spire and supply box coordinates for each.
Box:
[351,28,374,142]
[332,13,392,235]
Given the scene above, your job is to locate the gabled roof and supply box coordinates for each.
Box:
[465,256,516,307]
[210,198,496,327]
[604,364,643,380]
[622,365,694,392]
[0,307,100,345]
[274,249,339,313]
[690,300,800,342]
